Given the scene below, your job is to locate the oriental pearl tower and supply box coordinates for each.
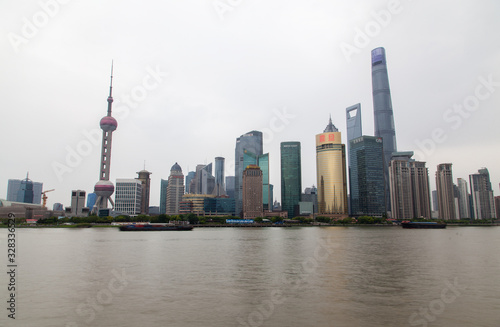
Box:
[92,63,118,215]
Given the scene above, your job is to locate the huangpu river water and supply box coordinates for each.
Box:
[1,226,500,327]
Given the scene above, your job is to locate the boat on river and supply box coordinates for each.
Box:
[119,223,193,231]
[401,221,446,229]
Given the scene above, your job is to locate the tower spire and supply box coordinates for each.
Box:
[107,61,114,116]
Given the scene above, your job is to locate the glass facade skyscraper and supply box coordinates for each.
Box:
[280,142,301,218]
[7,178,43,204]
[349,136,385,217]
[214,157,226,196]
[372,47,397,212]
[160,179,168,214]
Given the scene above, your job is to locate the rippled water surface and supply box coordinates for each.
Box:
[2,226,500,326]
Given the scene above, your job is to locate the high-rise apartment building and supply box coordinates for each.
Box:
[389,152,431,219]
[349,136,386,217]
[166,163,184,215]
[160,179,168,214]
[280,142,302,218]
[214,157,226,196]
[115,179,142,215]
[242,165,263,219]
[372,47,397,212]
[235,131,263,216]
[435,164,456,220]
[457,178,471,219]
[316,117,348,215]
[469,168,496,220]
[411,161,432,219]
[136,169,151,215]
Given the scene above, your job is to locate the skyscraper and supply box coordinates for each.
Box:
[457,178,471,219]
[194,163,215,195]
[185,171,195,193]
[281,141,302,218]
[242,165,263,219]
[469,168,496,220]
[349,136,386,217]
[115,179,142,215]
[316,117,348,215]
[372,47,397,212]
[136,169,151,215]
[160,179,168,214]
[436,163,456,220]
[243,150,271,211]
[225,176,235,199]
[93,64,118,215]
[235,131,263,216]
[166,163,184,215]
[7,176,43,204]
[214,157,226,196]
[346,103,362,152]
[86,193,97,211]
[410,161,432,219]
[388,152,431,219]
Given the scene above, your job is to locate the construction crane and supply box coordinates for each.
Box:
[42,189,55,209]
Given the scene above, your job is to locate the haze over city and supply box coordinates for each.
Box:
[1,0,499,208]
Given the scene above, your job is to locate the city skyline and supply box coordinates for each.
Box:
[1,1,499,208]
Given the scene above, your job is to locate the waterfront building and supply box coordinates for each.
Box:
[166,163,184,215]
[53,203,64,211]
[243,150,271,211]
[469,168,496,220]
[225,176,235,199]
[180,194,215,215]
[204,197,235,216]
[235,131,263,216]
[432,190,439,213]
[495,196,500,221]
[93,65,118,215]
[7,176,43,204]
[389,152,431,219]
[349,136,386,217]
[457,178,471,219]
[114,179,142,215]
[372,47,397,211]
[214,157,226,196]
[185,171,195,193]
[436,164,456,220]
[411,161,432,219]
[281,141,302,218]
[193,164,215,195]
[159,179,168,214]
[242,165,263,219]
[315,117,348,215]
[68,190,87,217]
[136,169,151,215]
[301,186,318,214]
[86,193,97,210]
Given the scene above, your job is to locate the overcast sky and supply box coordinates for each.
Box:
[1,0,499,209]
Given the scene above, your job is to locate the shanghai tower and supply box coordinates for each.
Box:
[92,64,118,215]
[372,47,397,212]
